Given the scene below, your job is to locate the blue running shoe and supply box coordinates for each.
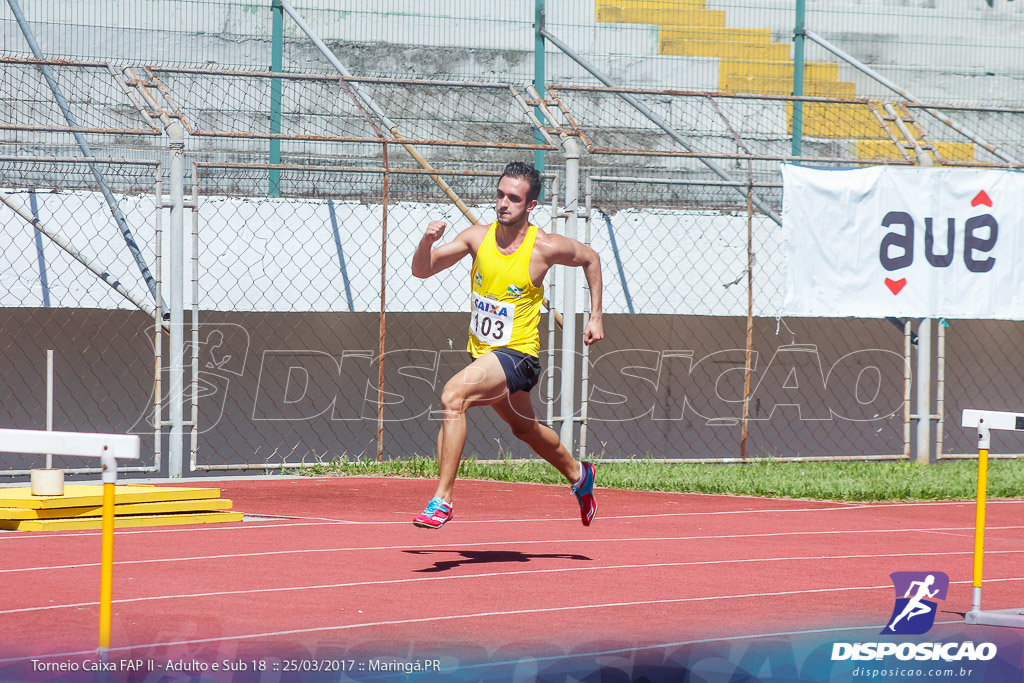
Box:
[571,461,597,526]
[413,496,453,529]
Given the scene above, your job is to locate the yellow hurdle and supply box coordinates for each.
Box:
[972,445,988,608]
[98,480,116,651]
[0,429,140,658]
[961,410,1024,628]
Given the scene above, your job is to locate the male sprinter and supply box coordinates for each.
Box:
[410,161,604,529]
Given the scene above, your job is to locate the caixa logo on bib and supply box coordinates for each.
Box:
[881,571,948,635]
[879,191,996,295]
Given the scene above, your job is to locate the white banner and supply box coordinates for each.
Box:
[782,164,1024,319]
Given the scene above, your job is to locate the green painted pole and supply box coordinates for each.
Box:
[792,0,805,159]
[534,0,546,191]
[269,0,283,196]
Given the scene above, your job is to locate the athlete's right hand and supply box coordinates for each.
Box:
[423,221,447,243]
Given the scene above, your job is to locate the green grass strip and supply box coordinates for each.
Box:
[292,457,1024,502]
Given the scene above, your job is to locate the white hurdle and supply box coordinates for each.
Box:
[0,428,140,658]
[960,409,1024,628]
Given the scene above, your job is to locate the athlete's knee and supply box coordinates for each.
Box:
[509,419,538,441]
[440,385,469,415]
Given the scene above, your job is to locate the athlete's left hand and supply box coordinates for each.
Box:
[583,317,604,346]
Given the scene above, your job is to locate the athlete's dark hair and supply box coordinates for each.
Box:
[500,161,543,203]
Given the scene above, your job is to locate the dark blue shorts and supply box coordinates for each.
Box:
[474,348,542,394]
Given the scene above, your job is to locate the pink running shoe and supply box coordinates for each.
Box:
[413,496,453,529]
[571,461,597,526]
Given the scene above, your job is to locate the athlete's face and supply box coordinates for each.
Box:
[495,176,537,227]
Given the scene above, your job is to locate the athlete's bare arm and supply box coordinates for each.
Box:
[412,222,488,278]
[534,231,604,346]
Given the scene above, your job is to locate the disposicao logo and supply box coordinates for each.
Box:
[830,571,997,664]
[882,571,949,635]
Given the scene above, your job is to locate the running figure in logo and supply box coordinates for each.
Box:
[410,161,604,529]
[888,574,940,631]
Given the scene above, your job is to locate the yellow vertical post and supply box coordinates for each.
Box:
[972,446,989,612]
[98,449,117,659]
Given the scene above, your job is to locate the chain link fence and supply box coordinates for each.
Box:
[3,49,1024,477]
[0,157,162,475]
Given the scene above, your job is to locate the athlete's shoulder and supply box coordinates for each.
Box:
[531,227,575,260]
[456,223,492,250]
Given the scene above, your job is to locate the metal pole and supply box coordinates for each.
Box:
[45,349,53,469]
[559,138,580,449]
[803,29,1020,165]
[792,0,805,158]
[915,317,932,463]
[741,179,754,461]
[189,172,200,473]
[936,320,945,459]
[269,0,284,196]
[378,147,388,462]
[154,169,163,471]
[579,176,592,459]
[533,0,547,178]
[7,0,166,307]
[546,177,559,428]
[903,319,912,459]
[539,27,782,226]
[168,122,186,478]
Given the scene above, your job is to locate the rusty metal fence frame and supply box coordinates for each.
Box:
[185,160,561,472]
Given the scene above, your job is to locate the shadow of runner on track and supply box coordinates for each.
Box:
[404,549,592,573]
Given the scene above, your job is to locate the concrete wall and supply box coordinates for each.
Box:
[4,307,1023,479]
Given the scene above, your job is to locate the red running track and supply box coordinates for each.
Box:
[1,477,1023,678]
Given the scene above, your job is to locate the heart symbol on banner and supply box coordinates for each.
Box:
[971,190,993,208]
[885,278,907,295]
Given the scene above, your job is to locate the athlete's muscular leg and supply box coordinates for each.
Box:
[492,390,579,484]
[433,353,509,502]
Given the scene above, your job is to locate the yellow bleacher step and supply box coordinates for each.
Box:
[1,511,245,532]
[0,484,224,509]
[787,102,883,138]
[721,73,855,97]
[720,60,840,82]
[597,0,722,26]
[857,139,975,162]
[660,28,789,60]
[0,498,235,520]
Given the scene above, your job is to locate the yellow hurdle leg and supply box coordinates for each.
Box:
[98,481,115,655]
[972,447,989,612]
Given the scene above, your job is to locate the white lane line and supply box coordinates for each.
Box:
[920,529,1024,544]
[3,549,1024,616]
[4,498,1024,541]
[5,579,1022,665]
[5,525,1024,575]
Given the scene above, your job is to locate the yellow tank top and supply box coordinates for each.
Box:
[467,222,544,358]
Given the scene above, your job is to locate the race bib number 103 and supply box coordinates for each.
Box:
[470,293,515,345]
